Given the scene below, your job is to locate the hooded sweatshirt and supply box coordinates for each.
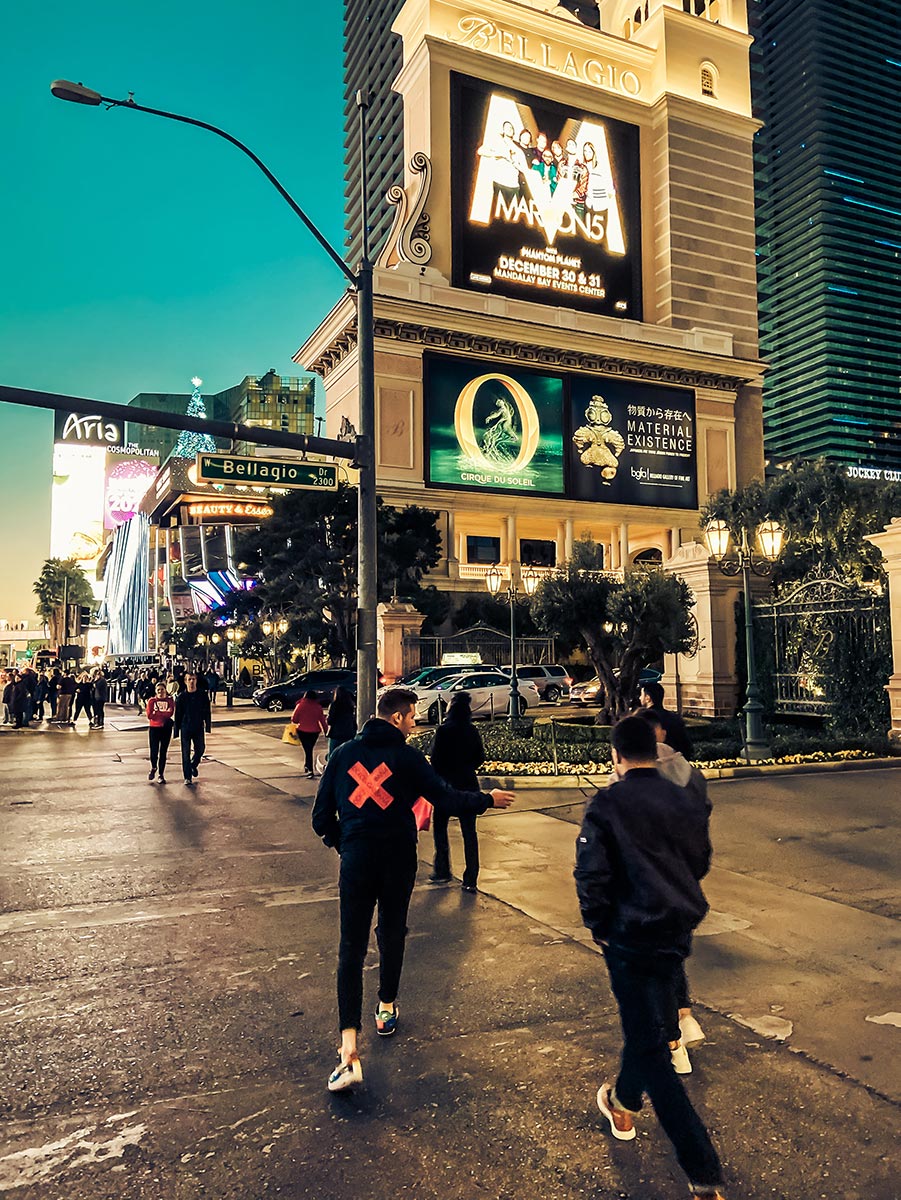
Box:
[312,717,494,853]
[656,742,711,813]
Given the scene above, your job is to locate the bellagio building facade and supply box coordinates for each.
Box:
[297,0,765,715]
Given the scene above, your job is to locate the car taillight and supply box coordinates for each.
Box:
[564,676,572,685]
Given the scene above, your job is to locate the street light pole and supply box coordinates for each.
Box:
[486,565,539,720]
[49,79,380,731]
[704,518,785,762]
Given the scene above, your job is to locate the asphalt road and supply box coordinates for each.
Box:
[0,723,898,1199]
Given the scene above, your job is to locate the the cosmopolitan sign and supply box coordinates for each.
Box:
[451,16,645,98]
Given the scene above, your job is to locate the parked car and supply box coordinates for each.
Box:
[499,664,572,702]
[393,665,480,688]
[571,667,663,706]
[252,668,356,712]
[410,668,539,724]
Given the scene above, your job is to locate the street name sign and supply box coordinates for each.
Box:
[195,453,338,490]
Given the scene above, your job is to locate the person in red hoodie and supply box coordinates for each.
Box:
[146,681,176,783]
[291,690,328,778]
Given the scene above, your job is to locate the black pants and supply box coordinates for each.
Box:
[432,808,479,888]
[180,729,205,780]
[73,696,93,723]
[603,945,723,1190]
[298,730,319,774]
[149,724,173,775]
[337,844,418,1032]
[93,702,105,728]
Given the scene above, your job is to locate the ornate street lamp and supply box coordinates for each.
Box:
[486,565,540,719]
[704,517,785,760]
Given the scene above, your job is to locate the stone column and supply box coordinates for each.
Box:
[377,602,424,686]
[661,542,743,718]
[866,517,901,744]
[445,510,459,580]
[619,522,630,571]
[555,520,566,567]
[564,518,574,563]
[507,514,518,577]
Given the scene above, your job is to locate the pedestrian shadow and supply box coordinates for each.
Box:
[156,790,209,849]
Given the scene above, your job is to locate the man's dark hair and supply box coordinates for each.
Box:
[611,715,658,762]
[641,680,665,706]
[377,688,418,720]
[634,707,664,731]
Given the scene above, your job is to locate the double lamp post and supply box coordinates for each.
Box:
[49,79,379,730]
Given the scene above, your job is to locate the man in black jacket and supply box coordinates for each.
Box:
[575,716,725,1200]
[639,679,693,759]
[312,687,514,1093]
[173,674,211,786]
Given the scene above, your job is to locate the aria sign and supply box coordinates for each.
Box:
[54,411,124,447]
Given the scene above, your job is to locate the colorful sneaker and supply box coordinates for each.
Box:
[670,1040,692,1074]
[375,1004,399,1037]
[597,1083,636,1141]
[680,1012,706,1048]
[327,1053,363,1092]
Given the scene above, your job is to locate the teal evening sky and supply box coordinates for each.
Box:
[0,1,347,620]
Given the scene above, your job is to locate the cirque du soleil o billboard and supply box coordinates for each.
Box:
[425,354,698,510]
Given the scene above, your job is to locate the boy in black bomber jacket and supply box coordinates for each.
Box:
[312,687,514,1093]
[574,716,727,1200]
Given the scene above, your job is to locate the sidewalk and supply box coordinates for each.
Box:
[0,722,897,1198]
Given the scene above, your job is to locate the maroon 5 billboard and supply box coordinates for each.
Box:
[451,73,642,318]
[425,354,697,510]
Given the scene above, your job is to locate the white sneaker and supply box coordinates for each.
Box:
[670,1040,692,1074]
[679,1012,706,1048]
[327,1053,363,1092]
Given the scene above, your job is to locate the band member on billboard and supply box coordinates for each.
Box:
[476,119,528,201]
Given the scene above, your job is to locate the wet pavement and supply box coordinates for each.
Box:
[0,722,898,1198]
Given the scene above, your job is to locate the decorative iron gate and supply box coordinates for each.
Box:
[402,623,555,675]
[753,578,890,720]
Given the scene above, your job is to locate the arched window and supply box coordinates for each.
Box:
[632,548,663,566]
[700,63,717,97]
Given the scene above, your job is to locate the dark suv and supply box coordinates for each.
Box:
[499,664,572,702]
[252,668,355,712]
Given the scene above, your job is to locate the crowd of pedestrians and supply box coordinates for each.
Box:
[0,662,224,731]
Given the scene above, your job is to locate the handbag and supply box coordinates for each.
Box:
[281,721,300,745]
[412,796,433,832]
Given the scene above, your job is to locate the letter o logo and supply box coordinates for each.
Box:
[454,373,541,473]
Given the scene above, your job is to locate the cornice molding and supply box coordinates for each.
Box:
[306,317,750,392]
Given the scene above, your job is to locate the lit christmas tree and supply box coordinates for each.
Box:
[173,377,218,458]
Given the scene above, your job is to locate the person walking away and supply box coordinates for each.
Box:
[33,672,48,721]
[56,671,77,724]
[326,685,356,759]
[311,688,515,1093]
[136,672,156,715]
[639,680,693,759]
[428,691,485,892]
[91,670,108,729]
[292,690,328,778]
[204,667,220,706]
[46,669,61,721]
[10,674,30,728]
[21,668,37,724]
[173,674,211,786]
[2,672,15,724]
[574,715,725,1200]
[146,681,176,782]
[633,706,710,1068]
[73,672,94,726]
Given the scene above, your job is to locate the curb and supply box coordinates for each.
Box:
[479,755,901,790]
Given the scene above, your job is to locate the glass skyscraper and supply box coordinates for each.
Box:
[750,0,901,469]
[343,0,406,267]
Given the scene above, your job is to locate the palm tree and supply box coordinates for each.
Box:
[33,558,93,647]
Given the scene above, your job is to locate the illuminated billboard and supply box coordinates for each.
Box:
[104,452,159,529]
[568,376,697,509]
[451,74,641,317]
[425,354,697,510]
[425,356,565,496]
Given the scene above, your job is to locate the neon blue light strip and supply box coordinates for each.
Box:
[825,169,864,183]
[827,285,858,295]
[844,196,901,217]
[875,239,901,249]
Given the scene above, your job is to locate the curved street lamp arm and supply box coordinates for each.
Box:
[102,94,358,288]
